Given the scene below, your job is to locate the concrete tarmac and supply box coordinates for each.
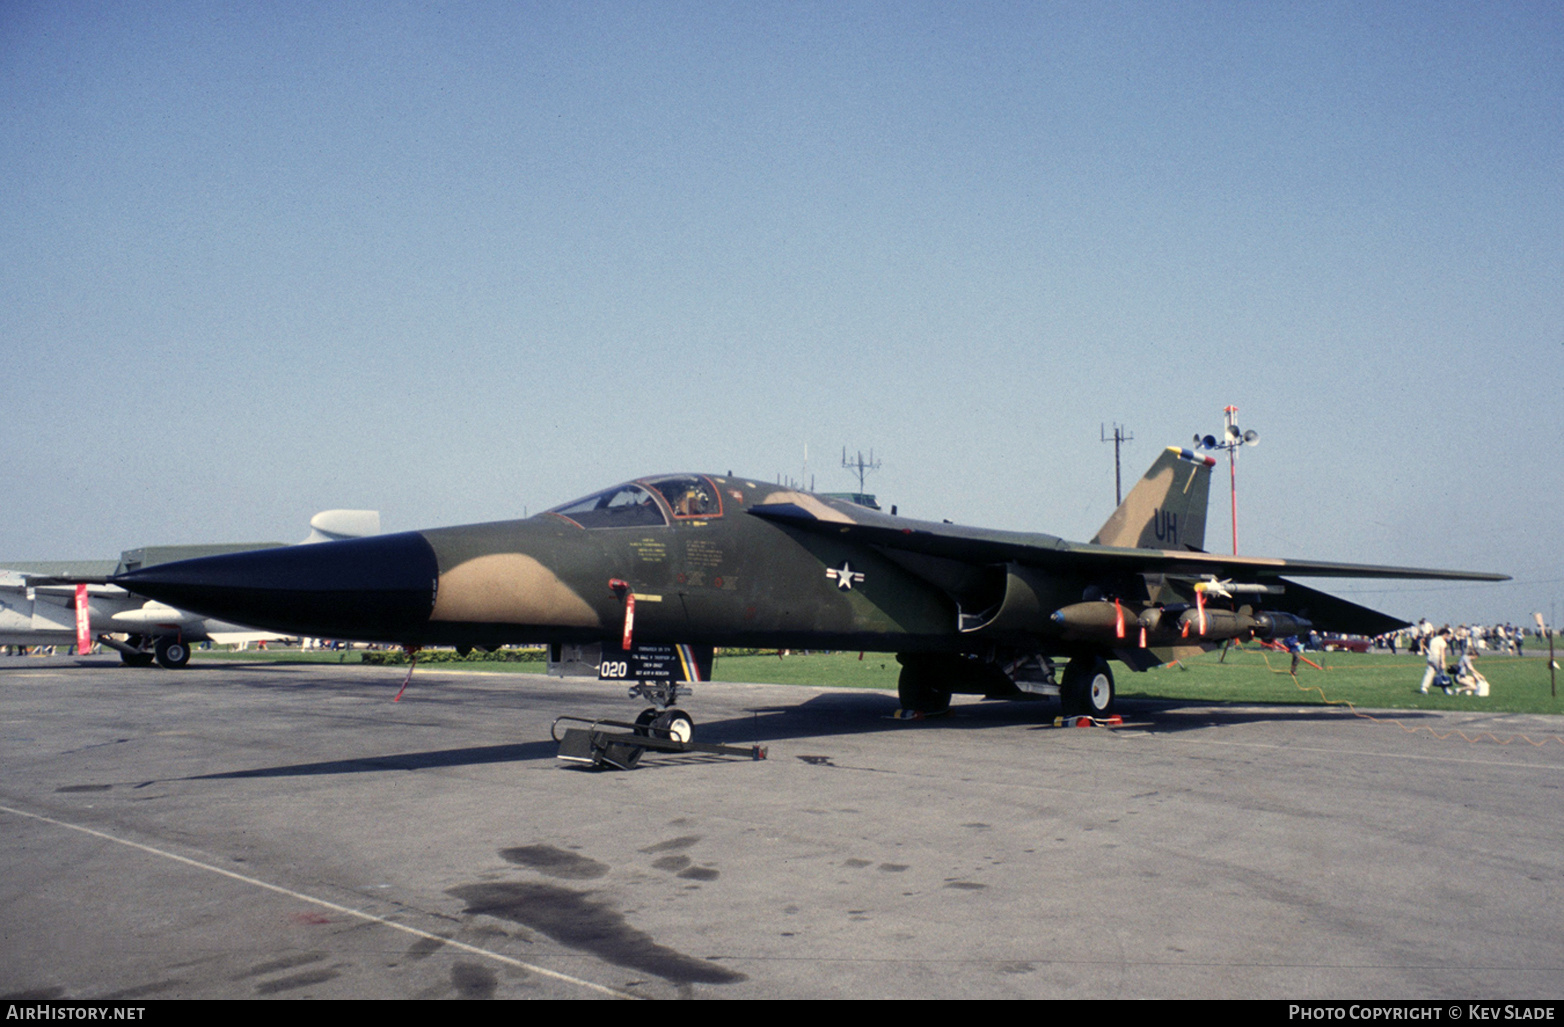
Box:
[3,654,1562,1000]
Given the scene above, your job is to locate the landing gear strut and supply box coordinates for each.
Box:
[627,680,694,742]
[118,634,156,667]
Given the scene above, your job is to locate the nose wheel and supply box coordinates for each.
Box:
[635,708,695,744]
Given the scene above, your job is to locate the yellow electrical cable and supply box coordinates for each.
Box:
[1256,644,1564,747]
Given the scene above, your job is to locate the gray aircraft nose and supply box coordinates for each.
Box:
[113,532,440,641]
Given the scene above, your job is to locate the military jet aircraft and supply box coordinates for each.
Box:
[109,449,1504,733]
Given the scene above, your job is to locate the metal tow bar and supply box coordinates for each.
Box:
[550,715,768,770]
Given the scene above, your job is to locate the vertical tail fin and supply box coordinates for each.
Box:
[1091,447,1215,550]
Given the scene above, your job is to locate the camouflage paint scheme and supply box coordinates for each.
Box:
[114,449,1506,715]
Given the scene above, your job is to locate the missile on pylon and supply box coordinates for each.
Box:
[1052,601,1312,646]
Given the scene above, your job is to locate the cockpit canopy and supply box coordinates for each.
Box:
[546,474,723,529]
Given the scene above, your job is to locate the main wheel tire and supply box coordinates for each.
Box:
[154,637,191,669]
[1061,656,1115,717]
[897,660,952,714]
[120,650,155,668]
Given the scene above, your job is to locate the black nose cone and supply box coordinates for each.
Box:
[114,532,439,641]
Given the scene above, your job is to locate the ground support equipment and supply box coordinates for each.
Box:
[551,715,768,770]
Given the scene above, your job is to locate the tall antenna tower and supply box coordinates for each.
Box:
[1100,423,1134,505]
[841,447,881,495]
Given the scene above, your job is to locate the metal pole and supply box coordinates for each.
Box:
[1116,439,1123,506]
[1229,445,1238,555]
[1101,424,1132,506]
[1224,406,1240,554]
[1535,612,1555,698]
[1195,406,1256,556]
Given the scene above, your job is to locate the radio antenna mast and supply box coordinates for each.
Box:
[1100,423,1134,505]
[841,447,881,496]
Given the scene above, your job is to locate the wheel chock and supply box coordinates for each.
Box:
[1053,714,1123,728]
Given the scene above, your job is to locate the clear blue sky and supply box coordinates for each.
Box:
[3,1,1559,628]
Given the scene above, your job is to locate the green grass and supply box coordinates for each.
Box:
[195,647,382,666]
[707,647,1564,716]
[711,650,904,690]
[189,644,1564,715]
[193,647,545,673]
[1123,646,1564,715]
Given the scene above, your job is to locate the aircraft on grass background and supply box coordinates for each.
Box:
[103,448,1505,739]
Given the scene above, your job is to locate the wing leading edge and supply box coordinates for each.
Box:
[747,500,1507,585]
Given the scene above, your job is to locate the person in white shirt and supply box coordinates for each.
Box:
[1420,627,1451,694]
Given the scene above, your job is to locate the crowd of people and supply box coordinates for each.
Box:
[1384,619,1531,658]
[1395,618,1535,697]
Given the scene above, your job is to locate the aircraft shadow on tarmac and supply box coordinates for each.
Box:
[172,692,1420,783]
[1111,699,1451,733]
[186,740,559,781]
[178,693,908,782]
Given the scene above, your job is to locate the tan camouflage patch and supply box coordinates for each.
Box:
[430,553,601,627]
[754,491,858,524]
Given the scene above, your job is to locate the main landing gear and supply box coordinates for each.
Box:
[895,653,1015,716]
[896,656,953,716]
[894,652,1116,720]
[1060,655,1115,718]
[154,636,191,669]
[107,633,188,668]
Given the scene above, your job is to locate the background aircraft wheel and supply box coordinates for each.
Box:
[897,660,952,714]
[1061,656,1114,717]
[654,709,695,744]
[121,635,155,667]
[154,637,191,669]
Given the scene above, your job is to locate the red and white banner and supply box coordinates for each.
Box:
[74,584,91,655]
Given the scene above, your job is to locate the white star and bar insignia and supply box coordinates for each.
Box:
[825,562,865,591]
